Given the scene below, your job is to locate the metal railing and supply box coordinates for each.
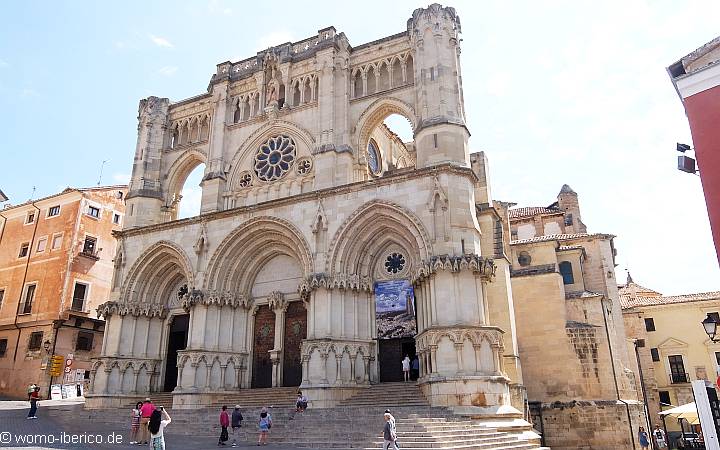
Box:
[669,372,689,383]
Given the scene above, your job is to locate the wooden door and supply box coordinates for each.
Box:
[282,301,307,387]
[252,305,275,388]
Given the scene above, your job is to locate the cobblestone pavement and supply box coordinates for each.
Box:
[0,398,302,450]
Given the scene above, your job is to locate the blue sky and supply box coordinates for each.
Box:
[1,1,719,294]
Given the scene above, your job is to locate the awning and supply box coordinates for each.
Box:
[659,402,700,425]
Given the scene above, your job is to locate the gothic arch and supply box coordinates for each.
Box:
[354,97,417,165]
[227,120,316,190]
[163,148,207,215]
[121,240,194,304]
[204,216,313,294]
[327,200,431,277]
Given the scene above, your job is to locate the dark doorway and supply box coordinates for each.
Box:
[163,314,189,392]
[252,305,275,388]
[282,301,307,387]
[378,338,416,382]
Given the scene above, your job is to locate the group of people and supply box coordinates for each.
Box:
[215,404,272,447]
[401,354,420,382]
[129,398,172,449]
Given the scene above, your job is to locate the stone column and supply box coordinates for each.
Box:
[454,343,465,374]
[350,356,357,384]
[335,354,343,384]
[302,356,310,384]
[103,368,112,394]
[429,345,438,374]
[269,292,288,387]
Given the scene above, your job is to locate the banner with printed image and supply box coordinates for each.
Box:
[375,279,416,339]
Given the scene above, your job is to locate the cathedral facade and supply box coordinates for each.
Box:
[88,4,520,412]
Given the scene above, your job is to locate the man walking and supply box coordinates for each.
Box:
[383,412,398,450]
[230,405,243,447]
[652,424,668,449]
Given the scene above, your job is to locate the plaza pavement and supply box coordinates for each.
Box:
[0,398,302,450]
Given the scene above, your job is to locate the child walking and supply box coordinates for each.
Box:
[130,401,142,444]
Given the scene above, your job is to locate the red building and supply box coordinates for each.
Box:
[668,37,720,265]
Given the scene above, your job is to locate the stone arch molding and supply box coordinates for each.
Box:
[327,199,432,278]
[204,216,314,294]
[227,120,316,191]
[121,240,195,304]
[354,97,417,165]
[164,149,207,207]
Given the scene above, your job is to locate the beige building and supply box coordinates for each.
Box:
[0,186,126,398]
[505,185,645,449]
[621,277,720,434]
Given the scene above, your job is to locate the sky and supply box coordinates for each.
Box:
[1,0,719,295]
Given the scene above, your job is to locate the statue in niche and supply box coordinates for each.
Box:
[194,222,208,255]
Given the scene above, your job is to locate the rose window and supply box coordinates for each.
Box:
[296,157,312,175]
[238,172,253,188]
[384,252,406,274]
[254,135,296,181]
[367,139,381,175]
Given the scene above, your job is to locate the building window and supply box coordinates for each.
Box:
[76,331,93,351]
[51,233,63,250]
[651,348,660,362]
[558,261,574,284]
[517,251,532,267]
[668,355,688,383]
[116,191,123,199]
[82,236,97,255]
[715,352,720,368]
[25,211,35,224]
[644,318,656,332]
[0,289,4,309]
[0,338,6,357]
[384,252,406,274]
[112,213,121,224]
[20,284,36,314]
[659,390,671,405]
[367,139,381,175]
[87,205,100,218]
[36,237,47,253]
[28,331,43,351]
[564,213,573,226]
[47,205,60,217]
[254,135,297,182]
[18,242,30,258]
[71,282,88,311]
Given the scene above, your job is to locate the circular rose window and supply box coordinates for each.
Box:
[367,139,381,175]
[384,252,406,274]
[254,135,296,181]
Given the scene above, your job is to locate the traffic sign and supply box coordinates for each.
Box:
[49,355,64,377]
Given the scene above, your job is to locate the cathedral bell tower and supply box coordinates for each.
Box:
[408,4,469,168]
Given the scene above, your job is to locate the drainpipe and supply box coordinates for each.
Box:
[601,296,637,449]
[12,202,41,365]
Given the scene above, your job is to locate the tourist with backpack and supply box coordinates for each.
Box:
[257,407,272,446]
[230,405,243,447]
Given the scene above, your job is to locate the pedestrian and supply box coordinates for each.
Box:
[148,407,171,450]
[139,397,155,445]
[638,426,650,450]
[296,391,308,412]
[383,412,399,450]
[257,407,272,446]
[27,386,40,419]
[218,405,230,446]
[231,405,243,447]
[130,401,143,444]
[652,424,668,449]
[411,356,419,380]
[27,383,36,401]
[401,355,411,382]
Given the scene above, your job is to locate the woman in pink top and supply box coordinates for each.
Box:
[139,398,155,445]
[218,405,230,446]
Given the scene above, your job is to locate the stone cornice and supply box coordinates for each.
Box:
[179,290,252,312]
[298,273,373,299]
[96,301,168,319]
[118,163,479,238]
[412,254,497,284]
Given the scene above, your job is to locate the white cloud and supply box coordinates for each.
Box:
[256,31,294,50]
[158,66,178,76]
[112,173,131,183]
[149,34,174,48]
[178,185,202,219]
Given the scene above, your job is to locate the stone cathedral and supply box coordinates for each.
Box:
[88,5,645,448]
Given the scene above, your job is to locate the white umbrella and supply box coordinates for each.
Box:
[659,402,700,425]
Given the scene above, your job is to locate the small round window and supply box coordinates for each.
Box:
[254,135,296,182]
[384,252,406,274]
[517,251,531,267]
[367,139,381,175]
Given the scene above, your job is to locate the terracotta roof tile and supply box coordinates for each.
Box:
[621,291,720,309]
[508,206,561,220]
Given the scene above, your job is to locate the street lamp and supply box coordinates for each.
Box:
[702,314,719,343]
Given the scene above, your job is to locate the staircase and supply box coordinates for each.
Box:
[87,384,546,449]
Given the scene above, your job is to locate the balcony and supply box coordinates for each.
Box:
[670,372,689,384]
[78,249,100,261]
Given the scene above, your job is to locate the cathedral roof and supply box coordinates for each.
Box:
[508,206,562,220]
[510,232,613,245]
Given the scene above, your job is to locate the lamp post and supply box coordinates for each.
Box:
[702,314,720,343]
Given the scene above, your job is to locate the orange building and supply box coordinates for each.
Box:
[0,185,126,399]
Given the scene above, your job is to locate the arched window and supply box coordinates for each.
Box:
[353,71,363,98]
[559,261,574,285]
